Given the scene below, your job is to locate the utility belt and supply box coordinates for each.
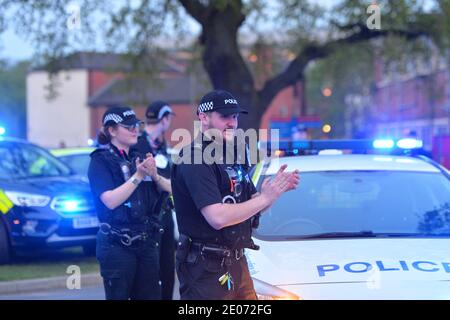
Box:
[100,222,164,247]
[178,234,246,267]
[193,242,245,261]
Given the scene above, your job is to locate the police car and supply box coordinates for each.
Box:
[51,146,180,177]
[51,147,95,178]
[0,138,98,264]
[247,139,450,299]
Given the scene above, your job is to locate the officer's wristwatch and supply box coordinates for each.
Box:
[131,177,142,186]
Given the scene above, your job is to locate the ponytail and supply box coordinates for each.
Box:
[97,126,115,145]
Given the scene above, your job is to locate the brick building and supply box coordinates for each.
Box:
[27,52,307,148]
[370,58,450,151]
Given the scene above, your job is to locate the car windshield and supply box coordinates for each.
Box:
[0,142,72,180]
[254,171,450,240]
[58,154,90,176]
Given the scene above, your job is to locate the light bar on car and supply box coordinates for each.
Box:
[373,139,395,149]
[397,138,423,149]
[259,138,424,156]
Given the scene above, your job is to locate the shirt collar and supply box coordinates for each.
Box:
[109,143,130,161]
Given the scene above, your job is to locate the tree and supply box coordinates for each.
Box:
[1,0,448,130]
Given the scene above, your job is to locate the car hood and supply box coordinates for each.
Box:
[247,238,450,300]
[1,175,91,196]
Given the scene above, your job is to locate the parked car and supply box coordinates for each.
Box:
[0,138,98,264]
[50,147,95,177]
[248,139,450,299]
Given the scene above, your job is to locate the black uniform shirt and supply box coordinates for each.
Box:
[171,137,257,244]
[133,132,171,179]
[133,132,173,212]
[88,144,160,226]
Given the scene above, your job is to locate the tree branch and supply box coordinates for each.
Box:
[177,0,207,25]
[259,24,428,107]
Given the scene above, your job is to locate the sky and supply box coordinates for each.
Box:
[0,0,202,62]
[0,0,422,62]
[0,29,35,62]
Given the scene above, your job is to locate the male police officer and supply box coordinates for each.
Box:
[133,100,176,300]
[171,90,300,300]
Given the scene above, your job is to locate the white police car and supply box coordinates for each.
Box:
[247,139,450,300]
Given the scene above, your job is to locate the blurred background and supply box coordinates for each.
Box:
[0,1,448,160]
[0,0,450,294]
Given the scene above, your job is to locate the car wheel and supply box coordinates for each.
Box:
[0,220,11,264]
[82,243,96,256]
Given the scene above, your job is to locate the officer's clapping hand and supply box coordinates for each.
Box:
[144,153,158,179]
[135,155,157,180]
[260,164,300,204]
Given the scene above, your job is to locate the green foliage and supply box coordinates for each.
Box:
[0,0,448,130]
[1,0,448,77]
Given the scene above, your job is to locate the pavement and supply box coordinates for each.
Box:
[0,272,180,300]
[0,284,105,300]
[0,272,102,297]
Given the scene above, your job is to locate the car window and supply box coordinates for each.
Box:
[254,171,450,239]
[0,142,72,179]
[58,154,90,176]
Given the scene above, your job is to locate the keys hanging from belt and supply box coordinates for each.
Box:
[219,272,234,291]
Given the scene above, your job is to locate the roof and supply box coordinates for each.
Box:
[88,74,211,106]
[29,51,212,107]
[51,147,95,157]
[31,52,183,73]
[263,154,441,175]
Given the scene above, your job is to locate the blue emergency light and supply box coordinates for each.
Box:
[51,198,85,213]
[260,138,424,156]
[373,139,395,149]
[397,138,423,149]
[61,200,80,212]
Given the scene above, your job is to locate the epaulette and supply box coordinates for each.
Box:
[90,147,107,158]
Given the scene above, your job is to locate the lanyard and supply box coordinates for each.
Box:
[108,144,132,181]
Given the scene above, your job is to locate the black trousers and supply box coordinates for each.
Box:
[96,231,161,300]
[176,252,257,300]
[159,209,176,300]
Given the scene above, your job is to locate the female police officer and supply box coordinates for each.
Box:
[88,106,170,300]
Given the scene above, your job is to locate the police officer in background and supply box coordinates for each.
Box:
[171,90,300,300]
[88,106,171,300]
[133,100,176,300]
